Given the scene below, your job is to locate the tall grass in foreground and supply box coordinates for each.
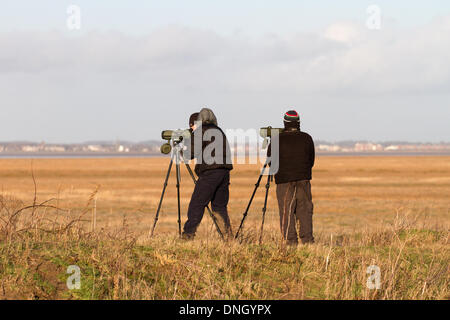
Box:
[0,193,448,300]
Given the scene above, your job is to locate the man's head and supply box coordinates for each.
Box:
[283,110,300,130]
[189,112,199,130]
[199,108,218,126]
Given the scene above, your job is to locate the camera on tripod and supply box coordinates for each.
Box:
[160,129,192,154]
[235,127,283,242]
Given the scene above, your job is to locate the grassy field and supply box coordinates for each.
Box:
[0,156,448,299]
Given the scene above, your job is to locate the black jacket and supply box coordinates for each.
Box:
[267,128,315,184]
[184,123,233,176]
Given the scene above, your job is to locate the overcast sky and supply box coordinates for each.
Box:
[1,1,449,143]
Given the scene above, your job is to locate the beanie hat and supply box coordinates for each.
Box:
[284,110,300,122]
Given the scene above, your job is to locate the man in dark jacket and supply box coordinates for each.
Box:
[182,108,233,239]
[268,110,315,245]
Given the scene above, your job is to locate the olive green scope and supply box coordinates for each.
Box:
[259,127,284,138]
[160,129,191,154]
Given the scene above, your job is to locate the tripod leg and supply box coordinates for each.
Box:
[184,163,225,240]
[175,152,182,237]
[150,152,175,237]
[259,175,272,244]
[235,161,269,239]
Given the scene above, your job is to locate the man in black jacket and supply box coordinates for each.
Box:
[268,110,315,245]
[182,108,233,239]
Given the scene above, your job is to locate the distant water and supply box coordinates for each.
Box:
[0,153,163,159]
[316,151,450,157]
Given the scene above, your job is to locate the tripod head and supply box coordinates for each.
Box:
[260,126,283,149]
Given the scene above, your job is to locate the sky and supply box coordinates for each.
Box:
[1,1,449,143]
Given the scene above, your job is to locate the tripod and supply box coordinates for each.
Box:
[235,159,273,244]
[150,142,224,239]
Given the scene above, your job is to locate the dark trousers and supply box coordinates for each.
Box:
[276,180,314,244]
[184,169,231,235]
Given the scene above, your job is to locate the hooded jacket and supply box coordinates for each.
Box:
[184,123,233,176]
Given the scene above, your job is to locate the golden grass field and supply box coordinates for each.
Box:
[0,156,448,299]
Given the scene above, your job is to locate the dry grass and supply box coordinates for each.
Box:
[0,156,448,299]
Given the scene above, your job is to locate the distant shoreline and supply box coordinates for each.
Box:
[0,152,161,159]
[316,151,450,157]
[0,151,449,159]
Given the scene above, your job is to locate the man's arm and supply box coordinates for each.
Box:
[188,128,204,160]
[181,129,195,161]
[310,136,315,168]
[189,130,196,160]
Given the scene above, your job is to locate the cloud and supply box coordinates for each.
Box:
[0,16,449,142]
[323,21,363,43]
[1,15,449,97]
